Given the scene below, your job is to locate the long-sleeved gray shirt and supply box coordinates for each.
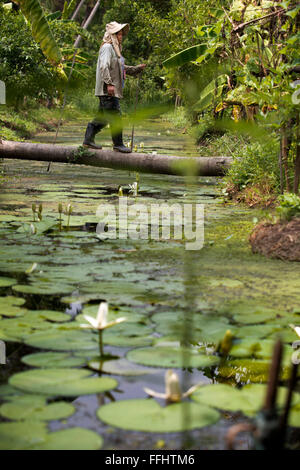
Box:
[95,43,142,99]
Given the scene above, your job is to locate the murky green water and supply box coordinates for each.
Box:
[0,117,299,449]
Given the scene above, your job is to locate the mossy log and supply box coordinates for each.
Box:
[0,140,232,176]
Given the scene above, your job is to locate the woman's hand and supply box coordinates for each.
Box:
[107,85,115,96]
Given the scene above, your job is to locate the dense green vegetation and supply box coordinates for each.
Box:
[0,2,300,447]
[0,0,299,199]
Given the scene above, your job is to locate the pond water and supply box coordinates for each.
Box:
[0,117,299,450]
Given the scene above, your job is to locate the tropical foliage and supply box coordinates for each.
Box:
[163,0,300,194]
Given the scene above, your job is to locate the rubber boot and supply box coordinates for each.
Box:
[112,131,131,153]
[83,123,102,150]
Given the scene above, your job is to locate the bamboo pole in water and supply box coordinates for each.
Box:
[0,140,232,176]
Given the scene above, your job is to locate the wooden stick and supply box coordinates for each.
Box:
[131,74,142,152]
[74,0,100,49]
[264,339,283,412]
[71,0,86,21]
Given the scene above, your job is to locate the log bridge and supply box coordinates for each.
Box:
[0,140,232,177]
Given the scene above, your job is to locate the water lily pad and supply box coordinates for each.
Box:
[0,422,102,450]
[97,398,220,432]
[16,217,58,235]
[21,352,86,368]
[0,396,75,421]
[9,368,117,396]
[104,334,153,348]
[31,427,103,450]
[0,384,23,398]
[191,384,300,417]
[0,276,17,287]
[0,304,27,318]
[127,346,220,368]
[233,306,280,324]
[24,329,98,351]
[235,324,282,339]
[229,339,294,360]
[13,282,74,296]
[31,310,71,322]
[0,421,47,450]
[89,358,157,376]
[0,296,26,308]
[152,312,231,343]
[0,328,19,341]
[79,304,148,324]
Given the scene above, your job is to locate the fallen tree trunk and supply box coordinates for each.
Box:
[0,140,232,176]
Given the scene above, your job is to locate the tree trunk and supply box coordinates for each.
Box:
[0,140,232,177]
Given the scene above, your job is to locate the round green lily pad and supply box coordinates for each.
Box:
[0,396,75,421]
[0,421,47,450]
[0,305,27,318]
[235,324,282,339]
[30,427,103,450]
[32,310,71,322]
[21,352,86,368]
[13,282,74,296]
[191,383,300,417]
[233,306,283,324]
[229,339,294,360]
[97,398,220,432]
[0,384,23,398]
[0,422,102,450]
[104,334,153,348]
[0,296,26,307]
[0,276,17,287]
[24,330,98,351]
[152,312,231,343]
[127,346,220,368]
[9,368,117,396]
[89,358,157,376]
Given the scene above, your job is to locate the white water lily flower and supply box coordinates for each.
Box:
[30,223,36,235]
[290,324,300,338]
[129,182,138,196]
[80,302,126,330]
[25,262,38,274]
[144,370,202,403]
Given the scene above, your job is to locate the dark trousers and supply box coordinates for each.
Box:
[91,96,122,139]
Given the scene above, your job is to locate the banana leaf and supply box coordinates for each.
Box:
[46,11,61,21]
[193,75,228,112]
[163,44,208,68]
[14,0,63,66]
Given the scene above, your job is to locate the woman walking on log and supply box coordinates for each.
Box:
[83,21,146,153]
